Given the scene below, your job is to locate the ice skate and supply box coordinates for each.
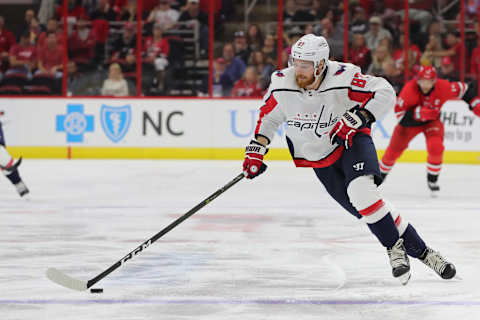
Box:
[427,173,440,198]
[419,247,456,279]
[379,172,388,185]
[15,181,30,199]
[387,238,411,285]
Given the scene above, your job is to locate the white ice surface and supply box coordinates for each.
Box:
[0,159,479,319]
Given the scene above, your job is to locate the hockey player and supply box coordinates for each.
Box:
[379,66,480,196]
[242,34,456,285]
[0,113,29,198]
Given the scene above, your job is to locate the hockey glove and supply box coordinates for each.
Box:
[469,97,480,117]
[243,139,268,179]
[413,106,439,121]
[330,107,369,149]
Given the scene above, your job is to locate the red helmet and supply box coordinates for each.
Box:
[417,66,437,80]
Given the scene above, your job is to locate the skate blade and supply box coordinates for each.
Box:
[21,194,31,201]
[430,191,439,198]
[397,272,411,286]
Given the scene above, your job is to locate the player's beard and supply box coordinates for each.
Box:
[295,73,315,88]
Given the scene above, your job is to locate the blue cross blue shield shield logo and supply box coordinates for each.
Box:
[100,105,132,143]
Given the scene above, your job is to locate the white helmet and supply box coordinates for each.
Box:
[291,34,330,79]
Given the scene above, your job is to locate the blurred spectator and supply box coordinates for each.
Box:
[37,32,63,77]
[420,34,443,68]
[66,60,87,95]
[144,23,169,93]
[29,17,42,45]
[428,32,462,71]
[350,6,369,34]
[231,66,263,97]
[38,0,57,25]
[82,0,99,16]
[233,30,251,65]
[392,34,421,74]
[283,0,323,27]
[308,0,328,21]
[101,62,129,96]
[291,7,317,23]
[111,22,137,64]
[90,0,118,21]
[250,50,275,90]
[37,18,63,49]
[262,34,277,67]
[68,16,96,69]
[438,56,459,81]
[178,0,209,55]
[364,16,392,51]
[119,0,138,21]
[419,20,443,52]
[380,8,401,41]
[212,57,225,97]
[91,18,110,64]
[350,33,371,73]
[147,0,180,31]
[319,18,343,60]
[247,24,264,52]
[367,44,396,78]
[395,48,420,79]
[8,31,37,78]
[178,0,208,26]
[16,9,36,41]
[304,24,314,35]
[294,0,313,11]
[218,43,246,96]
[67,0,87,20]
[112,0,130,14]
[470,41,480,78]
[283,0,297,25]
[408,20,423,50]
[0,16,16,73]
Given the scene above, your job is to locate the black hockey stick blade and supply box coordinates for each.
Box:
[46,173,245,291]
[0,157,22,172]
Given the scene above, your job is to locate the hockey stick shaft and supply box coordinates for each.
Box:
[82,173,245,288]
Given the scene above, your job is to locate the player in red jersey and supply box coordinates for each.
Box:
[379,66,480,196]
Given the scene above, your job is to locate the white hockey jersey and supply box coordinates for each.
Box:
[255,60,396,167]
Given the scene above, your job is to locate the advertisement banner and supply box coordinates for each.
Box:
[0,98,479,156]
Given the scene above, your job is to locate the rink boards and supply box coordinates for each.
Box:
[1,97,479,163]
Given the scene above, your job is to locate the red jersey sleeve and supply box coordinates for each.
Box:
[445,80,468,99]
[394,80,419,119]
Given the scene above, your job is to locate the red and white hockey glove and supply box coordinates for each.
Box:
[330,108,369,149]
[242,139,267,179]
[469,97,480,117]
[413,106,439,121]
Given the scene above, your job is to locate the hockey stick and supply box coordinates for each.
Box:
[46,173,245,291]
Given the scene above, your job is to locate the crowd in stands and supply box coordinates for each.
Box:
[0,0,478,97]
[0,0,227,96]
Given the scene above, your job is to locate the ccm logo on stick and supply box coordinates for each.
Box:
[121,240,152,265]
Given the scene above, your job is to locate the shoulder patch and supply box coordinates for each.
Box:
[275,71,285,77]
[334,65,346,75]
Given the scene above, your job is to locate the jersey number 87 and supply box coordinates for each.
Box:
[351,72,368,88]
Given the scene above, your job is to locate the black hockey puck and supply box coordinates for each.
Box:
[90,288,103,293]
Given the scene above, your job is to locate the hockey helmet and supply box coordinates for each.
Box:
[417,66,437,80]
[291,34,329,73]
